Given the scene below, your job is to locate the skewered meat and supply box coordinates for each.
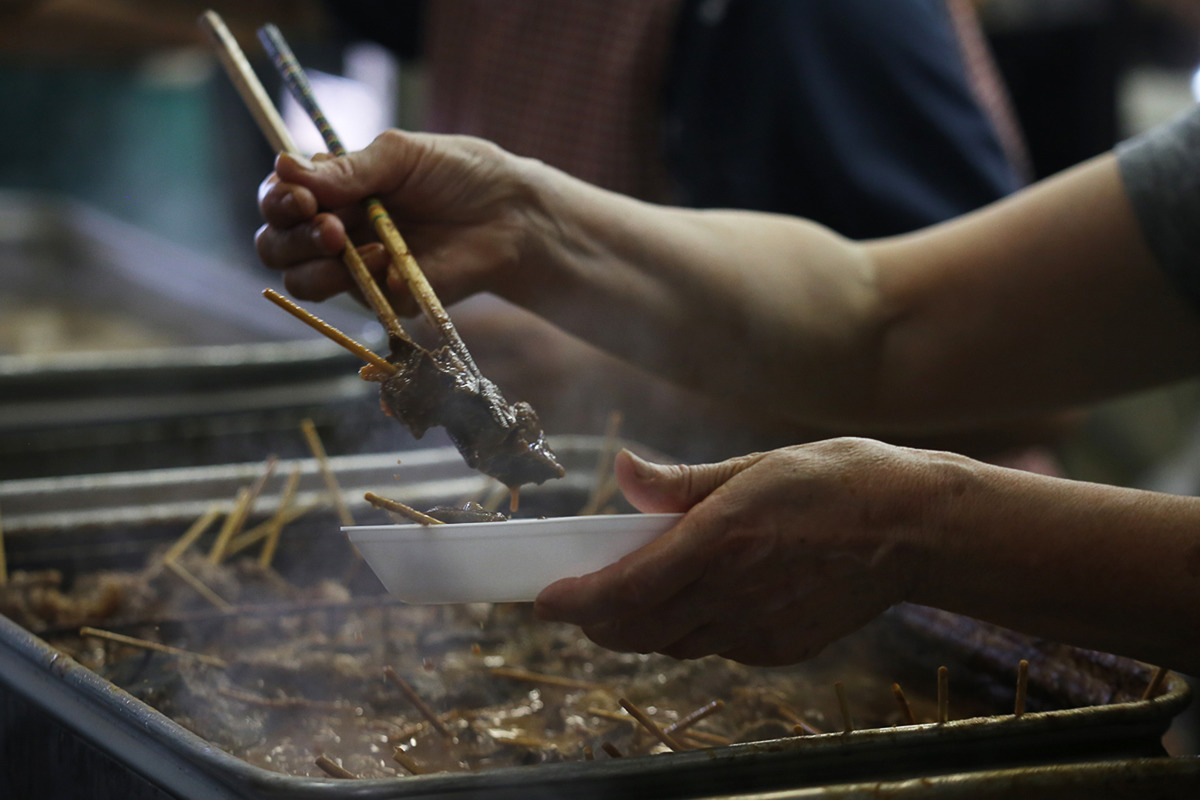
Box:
[367,336,565,490]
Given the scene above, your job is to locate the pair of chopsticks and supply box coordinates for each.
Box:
[199,12,472,370]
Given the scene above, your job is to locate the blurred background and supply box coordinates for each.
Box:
[1,0,1200,486]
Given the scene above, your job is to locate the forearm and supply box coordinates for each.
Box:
[511,152,1200,433]
[913,456,1200,673]
[512,162,887,422]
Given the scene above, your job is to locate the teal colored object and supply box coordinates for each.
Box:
[0,63,237,257]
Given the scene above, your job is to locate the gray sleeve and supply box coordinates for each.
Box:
[1116,104,1200,308]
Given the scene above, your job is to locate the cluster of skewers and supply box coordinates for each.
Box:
[200,12,564,504]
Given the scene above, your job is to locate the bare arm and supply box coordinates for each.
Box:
[261,135,1200,433]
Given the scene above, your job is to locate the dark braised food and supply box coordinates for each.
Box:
[362,337,565,491]
[424,501,511,524]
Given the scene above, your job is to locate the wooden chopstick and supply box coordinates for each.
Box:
[199,11,412,345]
[257,23,475,365]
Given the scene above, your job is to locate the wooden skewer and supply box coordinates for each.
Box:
[489,666,610,692]
[580,413,624,515]
[892,682,916,725]
[364,492,444,526]
[200,12,411,343]
[218,687,350,711]
[1143,665,1170,700]
[159,505,223,566]
[678,729,734,747]
[663,699,724,736]
[600,742,624,759]
[301,418,355,527]
[257,23,469,360]
[262,289,397,373]
[260,465,302,568]
[314,755,358,779]
[383,666,452,738]
[164,559,234,611]
[225,502,315,558]
[834,682,854,733]
[198,11,297,154]
[937,666,949,724]
[776,703,823,735]
[79,626,227,668]
[392,747,427,775]
[619,697,686,752]
[1014,660,1030,716]
[209,487,254,564]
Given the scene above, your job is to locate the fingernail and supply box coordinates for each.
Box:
[289,154,315,171]
[622,449,659,482]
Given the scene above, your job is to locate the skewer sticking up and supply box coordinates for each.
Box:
[834,682,854,733]
[937,666,950,724]
[892,682,916,725]
[260,465,302,568]
[364,492,444,526]
[257,22,473,366]
[383,666,452,739]
[0,502,7,588]
[199,11,410,344]
[209,487,254,564]
[202,11,564,492]
[164,560,234,612]
[80,627,227,668]
[315,755,359,779]
[1014,660,1029,717]
[301,418,355,527]
[620,697,686,752]
[263,289,396,373]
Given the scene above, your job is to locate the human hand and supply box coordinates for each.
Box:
[535,439,946,666]
[256,130,542,315]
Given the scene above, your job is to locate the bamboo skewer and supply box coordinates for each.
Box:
[80,627,227,668]
[209,487,254,564]
[663,699,724,737]
[315,755,359,779]
[619,697,686,752]
[775,702,823,735]
[1014,660,1030,716]
[364,492,444,526]
[1143,665,1169,700]
[200,12,412,344]
[937,666,950,724]
[383,666,452,738]
[892,683,916,725]
[226,502,315,558]
[580,411,623,516]
[262,289,397,373]
[600,742,624,759]
[301,418,355,527]
[834,682,854,733]
[160,506,223,566]
[257,23,472,365]
[164,560,234,611]
[260,465,302,568]
[488,666,610,692]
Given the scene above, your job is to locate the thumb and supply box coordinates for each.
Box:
[274,135,412,209]
[614,449,763,514]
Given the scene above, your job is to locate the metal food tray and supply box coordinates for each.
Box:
[0,190,396,479]
[0,438,1191,799]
